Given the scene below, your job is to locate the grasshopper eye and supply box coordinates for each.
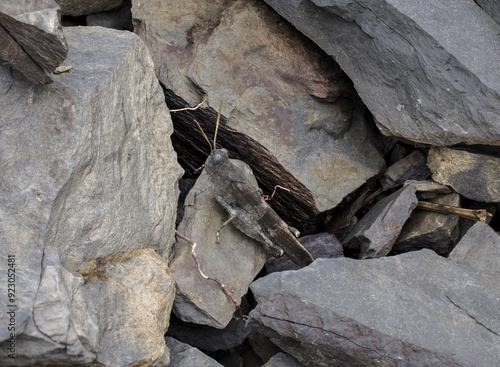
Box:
[212,152,224,165]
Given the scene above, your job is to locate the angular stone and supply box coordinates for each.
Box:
[58,0,123,16]
[343,185,418,259]
[86,1,133,31]
[403,179,452,199]
[166,313,250,352]
[449,221,500,276]
[380,150,430,190]
[0,26,182,365]
[392,193,460,255]
[476,0,500,25]
[264,0,500,146]
[263,352,305,367]
[170,160,267,329]
[133,0,385,211]
[427,147,500,203]
[0,0,67,84]
[249,251,500,367]
[165,337,223,367]
[266,232,343,273]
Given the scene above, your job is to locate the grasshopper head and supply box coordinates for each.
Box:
[205,148,229,173]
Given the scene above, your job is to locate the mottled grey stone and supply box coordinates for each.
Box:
[264,0,500,146]
[58,0,123,16]
[132,0,385,211]
[476,0,500,25]
[249,251,500,367]
[380,150,430,190]
[343,185,418,259]
[0,26,181,366]
[392,193,460,255]
[170,160,267,329]
[266,232,343,273]
[449,221,500,276]
[427,147,500,203]
[263,352,305,367]
[165,337,223,367]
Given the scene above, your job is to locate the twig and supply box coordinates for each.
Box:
[174,230,247,321]
[417,201,493,222]
[169,98,206,113]
[264,185,290,201]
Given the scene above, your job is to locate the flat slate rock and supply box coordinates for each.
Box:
[165,337,223,367]
[264,0,500,146]
[249,250,500,367]
[342,185,418,259]
[427,147,500,203]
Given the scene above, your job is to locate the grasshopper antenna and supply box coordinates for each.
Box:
[194,119,213,151]
[213,100,222,151]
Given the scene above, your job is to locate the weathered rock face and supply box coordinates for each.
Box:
[476,0,500,25]
[392,193,460,255]
[342,185,419,259]
[57,0,123,17]
[427,147,500,203]
[249,248,500,367]
[263,0,500,146]
[170,160,266,329]
[0,0,68,84]
[0,26,182,365]
[132,0,385,211]
[165,337,224,367]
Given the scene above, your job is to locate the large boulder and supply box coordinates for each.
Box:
[249,248,500,367]
[0,26,182,366]
[263,0,500,146]
[132,0,385,211]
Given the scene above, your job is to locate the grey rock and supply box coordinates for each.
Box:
[0,26,182,365]
[392,193,460,255]
[263,352,305,367]
[248,251,500,367]
[449,221,500,276]
[86,0,132,30]
[380,150,430,190]
[343,185,418,259]
[165,337,223,367]
[403,180,452,199]
[0,0,68,84]
[58,0,123,16]
[166,314,250,352]
[132,0,385,211]
[263,0,500,146]
[170,160,267,329]
[266,232,343,273]
[427,147,500,202]
[476,0,500,25]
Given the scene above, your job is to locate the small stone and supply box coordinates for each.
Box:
[427,147,500,203]
[380,150,430,190]
[342,185,418,259]
[165,337,223,367]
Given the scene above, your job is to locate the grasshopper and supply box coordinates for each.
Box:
[204,148,314,268]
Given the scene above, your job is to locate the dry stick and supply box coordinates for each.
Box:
[417,201,493,222]
[169,98,207,113]
[174,230,247,321]
[264,185,291,201]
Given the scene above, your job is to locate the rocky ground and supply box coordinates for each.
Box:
[0,0,499,366]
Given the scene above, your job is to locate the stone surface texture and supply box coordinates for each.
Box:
[0,0,68,84]
[476,0,500,25]
[263,0,500,146]
[449,221,500,276]
[249,250,500,367]
[0,26,182,366]
[263,352,305,367]
[132,0,385,211]
[57,0,123,16]
[170,160,267,329]
[392,193,460,255]
[343,185,418,258]
[165,337,224,367]
[427,147,500,202]
[380,150,430,190]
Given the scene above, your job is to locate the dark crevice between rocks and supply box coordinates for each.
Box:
[162,85,319,227]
